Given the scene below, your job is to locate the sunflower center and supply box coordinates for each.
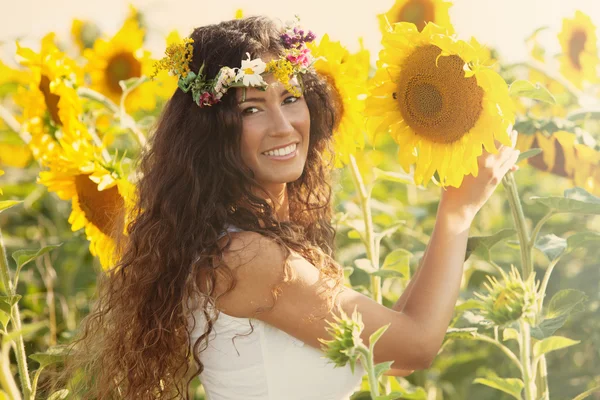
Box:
[398,0,435,31]
[75,174,124,238]
[321,72,345,130]
[38,75,62,126]
[396,44,484,144]
[568,29,587,70]
[105,52,142,94]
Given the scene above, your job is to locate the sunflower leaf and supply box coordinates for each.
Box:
[47,389,69,400]
[534,234,566,262]
[533,336,580,358]
[566,231,600,254]
[381,249,411,277]
[546,289,587,319]
[2,321,47,344]
[530,187,600,214]
[516,148,542,163]
[374,361,394,379]
[509,79,556,104]
[0,200,22,213]
[465,229,517,261]
[473,376,524,400]
[29,344,70,368]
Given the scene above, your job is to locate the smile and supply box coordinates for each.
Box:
[262,143,297,160]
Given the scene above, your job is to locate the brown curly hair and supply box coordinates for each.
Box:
[51,15,345,399]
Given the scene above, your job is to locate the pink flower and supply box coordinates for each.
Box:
[286,48,311,67]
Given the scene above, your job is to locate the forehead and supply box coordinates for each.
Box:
[235,74,302,100]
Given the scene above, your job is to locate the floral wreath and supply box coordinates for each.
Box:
[151,16,317,107]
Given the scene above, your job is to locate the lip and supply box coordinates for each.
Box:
[262,141,299,153]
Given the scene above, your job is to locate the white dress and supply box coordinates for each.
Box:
[188,224,365,400]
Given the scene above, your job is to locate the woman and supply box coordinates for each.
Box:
[58,15,520,400]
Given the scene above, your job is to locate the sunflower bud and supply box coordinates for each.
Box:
[318,306,365,373]
[475,265,538,326]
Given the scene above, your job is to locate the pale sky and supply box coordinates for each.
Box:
[1,0,600,68]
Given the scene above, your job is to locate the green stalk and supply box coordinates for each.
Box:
[502,172,549,400]
[502,173,532,279]
[356,346,380,397]
[519,319,536,400]
[348,155,382,304]
[0,341,21,400]
[0,229,32,399]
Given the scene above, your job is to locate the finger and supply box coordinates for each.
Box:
[499,149,520,172]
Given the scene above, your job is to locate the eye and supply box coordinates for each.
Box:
[242,106,259,115]
[283,95,300,105]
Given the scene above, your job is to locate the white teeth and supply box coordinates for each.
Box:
[263,143,296,157]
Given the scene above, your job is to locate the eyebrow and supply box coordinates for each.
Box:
[238,88,301,104]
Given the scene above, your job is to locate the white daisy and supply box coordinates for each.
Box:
[235,53,267,87]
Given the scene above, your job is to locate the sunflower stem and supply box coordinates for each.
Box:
[528,211,555,249]
[519,319,536,400]
[0,228,32,399]
[348,154,382,304]
[501,173,532,279]
[0,341,21,400]
[356,346,380,397]
[77,87,147,149]
[538,256,561,316]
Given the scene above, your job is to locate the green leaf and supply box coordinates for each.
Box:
[119,76,148,92]
[354,258,376,273]
[566,231,600,253]
[455,299,485,313]
[516,148,542,163]
[0,309,9,330]
[531,187,600,214]
[533,336,580,358]
[530,316,568,340]
[546,289,588,319]
[375,388,427,400]
[445,327,478,340]
[369,323,391,352]
[374,361,394,378]
[373,168,413,184]
[2,321,47,344]
[509,79,556,104]
[503,328,519,342]
[465,229,517,261]
[29,344,70,368]
[371,269,404,279]
[382,249,411,278]
[474,376,524,400]
[534,234,566,262]
[572,384,600,400]
[0,200,22,213]
[12,244,62,286]
[48,389,69,400]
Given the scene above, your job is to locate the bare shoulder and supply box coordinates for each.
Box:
[212,231,434,370]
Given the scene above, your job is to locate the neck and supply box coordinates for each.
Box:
[242,183,289,223]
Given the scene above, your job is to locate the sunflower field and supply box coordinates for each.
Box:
[1,1,600,399]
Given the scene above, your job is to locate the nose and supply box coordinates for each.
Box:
[268,106,295,137]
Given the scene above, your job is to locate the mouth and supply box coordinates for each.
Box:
[261,142,298,160]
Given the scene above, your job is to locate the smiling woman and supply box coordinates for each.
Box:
[54,13,520,400]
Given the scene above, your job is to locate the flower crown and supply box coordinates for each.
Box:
[151,17,317,107]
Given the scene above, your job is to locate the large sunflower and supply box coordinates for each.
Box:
[307,34,370,168]
[37,139,135,270]
[14,33,88,166]
[378,0,453,33]
[557,10,599,89]
[366,22,514,188]
[84,18,172,113]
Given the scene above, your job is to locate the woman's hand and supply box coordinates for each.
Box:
[439,128,520,221]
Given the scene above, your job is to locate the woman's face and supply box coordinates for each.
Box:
[237,72,310,194]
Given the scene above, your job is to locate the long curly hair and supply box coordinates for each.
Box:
[50,16,346,399]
